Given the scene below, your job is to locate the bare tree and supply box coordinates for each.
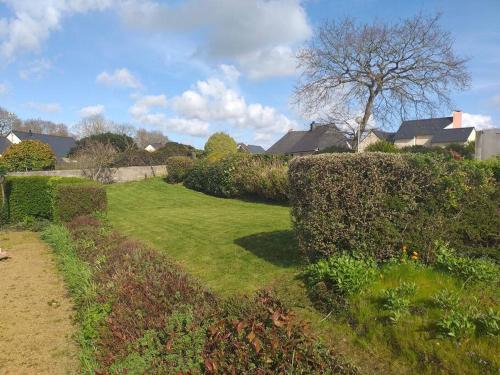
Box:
[294,14,470,146]
[15,118,69,136]
[75,141,117,183]
[0,107,22,135]
[134,128,169,149]
[74,115,111,138]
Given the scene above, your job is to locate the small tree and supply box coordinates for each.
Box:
[75,141,117,183]
[204,132,237,156]
[2,140,56,171]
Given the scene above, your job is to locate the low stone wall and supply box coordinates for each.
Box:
[8,165,167,183]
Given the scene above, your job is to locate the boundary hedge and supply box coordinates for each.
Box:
[289,153,499,262]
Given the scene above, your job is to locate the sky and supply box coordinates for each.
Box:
[0,0,499,149]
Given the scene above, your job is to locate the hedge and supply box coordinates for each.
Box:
[289,153,499,263]
[184,154,289,202]
[53,184,107,222]
[1,176,106,224]
[165,156,195,183]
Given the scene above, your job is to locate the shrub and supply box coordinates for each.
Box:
[436,310,475,339]
[70,132,136,155]
[185,154,290,202]
[435,242,499,284]
[204,132,238,156]
[289,153,498,262]
[53,183,107,222]
[165,156,194,183]
[2,140,56,171]
[382,282,417,323]
[365,140,399,153]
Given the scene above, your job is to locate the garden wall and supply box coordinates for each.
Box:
[289,153,499,263]
[8,165,167,183]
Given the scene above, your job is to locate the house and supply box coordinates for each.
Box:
[358,129,396,152]
[237,143,265,154]
[144,143,165,152]
[475,128,500,160]
[0,130,76,158]
[394,111,475,148]
[267,122,350,156]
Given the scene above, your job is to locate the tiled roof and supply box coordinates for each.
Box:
[12,130,76,157]
[394,117,452,140]
[372,129,396,142]
[0,137,9,155]
[431,127,475,144]
[267,130,307,154]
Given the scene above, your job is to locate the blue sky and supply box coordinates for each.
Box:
[0,0,499,148]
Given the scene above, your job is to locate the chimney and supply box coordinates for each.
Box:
[452,111,462,128]
[309,121,316,131]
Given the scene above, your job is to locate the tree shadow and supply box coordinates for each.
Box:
[234,230,303,268]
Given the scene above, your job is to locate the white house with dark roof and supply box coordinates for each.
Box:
[144,142,165,152]
[393,111,475,148]
[237,143,265,154]
[0,130,76,158]
[358,129,396,152]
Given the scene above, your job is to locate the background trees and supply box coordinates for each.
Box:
[0,107,22,136]
[70,132,136,155]
[134,128,169,149]
[294,14,470,145]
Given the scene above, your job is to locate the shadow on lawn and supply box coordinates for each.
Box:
[234,230,303,268]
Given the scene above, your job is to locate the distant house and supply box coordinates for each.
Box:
[144,143,165,152]
[0,130,76,158]
[358,129,396,152]
[394,111,475,148]
[237,143,266,154]
[267,123,350,156]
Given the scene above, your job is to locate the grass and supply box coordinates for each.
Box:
[106,178,499,375]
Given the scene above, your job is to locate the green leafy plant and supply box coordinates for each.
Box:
[165,156,194,183]
[475,309,500,337]
[433,289,461,310]
[435,242,499,284]
[383,282,417,323]
[365,140,399,153]
[204,132,237,156]
[436,309,475,339]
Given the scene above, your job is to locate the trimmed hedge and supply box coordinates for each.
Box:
[1,176,106,224]
[289,153,499,263]
[53,184,107,222]
[165,156,195,183]
[184,154,289,202]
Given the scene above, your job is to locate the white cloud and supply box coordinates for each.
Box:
[168,64,296,141]
[129,94,167,117]
[27,101,61,113]
[96,68,142,89]
[462,112,496,130]
[119,0,311,79]
[79,104,105,117]
[0,83,8,95]
[19,58,52,79]
[0,0,114,61]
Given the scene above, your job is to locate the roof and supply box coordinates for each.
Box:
[394,117,452,140]
[237,143,266,154]
[430,127,475,144]
[372,129,396,142]
[11,130,76,157]
[0,137,10,155]
[267,124,348,154]
[267,130,307,154]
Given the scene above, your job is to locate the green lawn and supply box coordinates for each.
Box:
[107,178,499,375]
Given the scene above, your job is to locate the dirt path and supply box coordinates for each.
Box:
[0,231,78,375]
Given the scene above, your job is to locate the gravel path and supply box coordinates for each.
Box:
[0,231,78,375]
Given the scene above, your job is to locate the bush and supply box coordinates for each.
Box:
[165,156,194,183]
[185,154,290,202]
[70,132,136,155]
[53,183,107,222]
[204,132,237,156]
[365,140,399,153]
[289,153,499,263]
[1,140,56,171]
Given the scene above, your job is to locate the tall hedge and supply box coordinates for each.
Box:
[289,153,499,263]
[2,176,106,223]
[53,184,107,222]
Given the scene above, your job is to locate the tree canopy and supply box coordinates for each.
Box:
[1,140,56,171]
[204,132,238,156]
[70,132,136,155]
